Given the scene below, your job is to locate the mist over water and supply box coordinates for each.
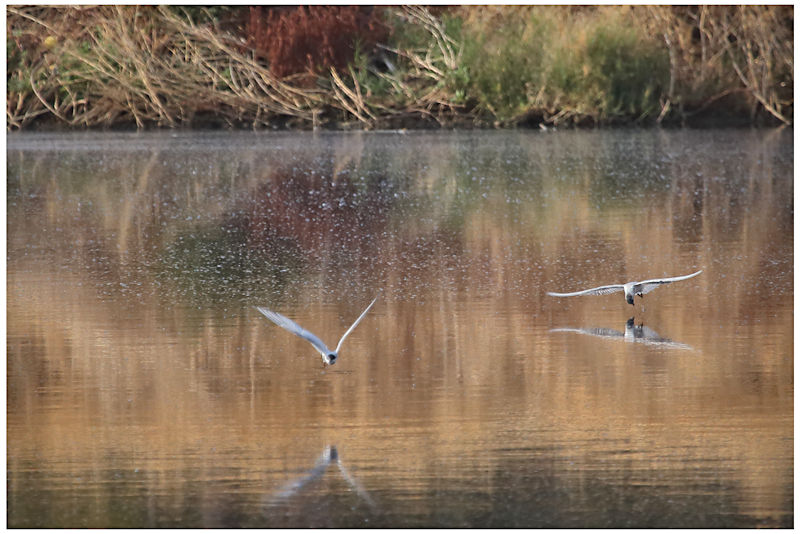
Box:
[7,128,793,527]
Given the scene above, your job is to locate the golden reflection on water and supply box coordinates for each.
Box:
[7,129,792,527]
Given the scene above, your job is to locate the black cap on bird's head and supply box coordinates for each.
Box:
[326,353,338,365]
[626,294,634,305]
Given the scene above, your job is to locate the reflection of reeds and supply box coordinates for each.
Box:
[7,129,793,526]
[7,259,793,526]
[237,164,392,257]
[7,129,793,310]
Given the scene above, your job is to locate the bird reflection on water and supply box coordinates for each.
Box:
[264,445,377,511]
[551,318,693,350]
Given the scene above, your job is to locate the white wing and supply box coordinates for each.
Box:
[335,295,379,353]
[635,270,703,295]
[255,306,331,357]
[547,284,625,297]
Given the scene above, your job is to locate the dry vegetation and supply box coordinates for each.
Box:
[646,6,792,125]
[6,5,793,130]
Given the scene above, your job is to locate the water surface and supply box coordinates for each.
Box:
[7,128,793,527]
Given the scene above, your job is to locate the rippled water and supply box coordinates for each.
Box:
[7,128,793,527]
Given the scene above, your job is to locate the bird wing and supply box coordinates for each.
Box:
[635,270,703,295]
[255,306,331,357]
[547,284,625,297]
[335,294,379,353]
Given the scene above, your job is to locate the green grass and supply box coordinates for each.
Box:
[453,7,669,122]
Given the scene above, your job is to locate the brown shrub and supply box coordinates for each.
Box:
[246,6,388,80]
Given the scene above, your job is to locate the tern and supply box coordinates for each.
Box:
[547,270,702,306]
[255,295,379,365]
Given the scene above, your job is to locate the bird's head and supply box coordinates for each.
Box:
[626,294,634,305]
[324,353,338,365]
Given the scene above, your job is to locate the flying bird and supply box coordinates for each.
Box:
[547,270,702,306]
[255,295,379,365]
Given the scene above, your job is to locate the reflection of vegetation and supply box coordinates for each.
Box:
[158,222,304,305]
[153,156,401,304]
[586,153,671,207]
[8,131,793,529]
[8,129,793,309]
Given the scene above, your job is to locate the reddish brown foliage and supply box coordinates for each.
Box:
[246,6,388,80]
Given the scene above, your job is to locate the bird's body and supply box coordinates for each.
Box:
[255,295,379,365]
[547,270,702,305]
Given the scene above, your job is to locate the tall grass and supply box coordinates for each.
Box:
[6,5,792,130]
[456,7,669,124]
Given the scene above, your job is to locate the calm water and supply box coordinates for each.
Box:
[7,129,793,528]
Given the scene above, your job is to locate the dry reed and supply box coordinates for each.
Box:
[6,5,793,130]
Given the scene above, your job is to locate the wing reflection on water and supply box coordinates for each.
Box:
[265,445,377,511]
[551,318,693,350]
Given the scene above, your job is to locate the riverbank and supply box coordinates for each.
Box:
[7,6,793,131]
